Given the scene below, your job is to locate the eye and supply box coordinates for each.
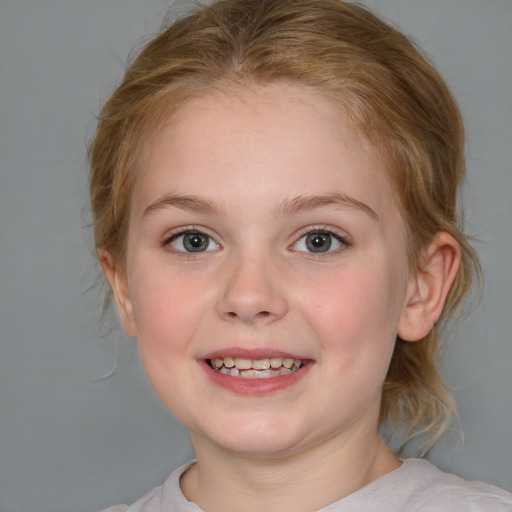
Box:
[166,230,219,253]
[293,230,345,253]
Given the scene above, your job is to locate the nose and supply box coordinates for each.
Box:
[215,250,289,325]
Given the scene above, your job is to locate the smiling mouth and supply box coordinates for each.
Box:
[206,357,303,379]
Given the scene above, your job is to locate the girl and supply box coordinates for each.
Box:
[89,0,512,510]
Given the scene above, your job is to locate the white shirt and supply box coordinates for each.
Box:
[101,458,512,511]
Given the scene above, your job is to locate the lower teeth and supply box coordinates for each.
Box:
[211,362,301,379]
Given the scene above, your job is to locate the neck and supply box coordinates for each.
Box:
[181,427,400,512]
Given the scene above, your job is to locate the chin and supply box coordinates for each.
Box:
[193,417,306,459]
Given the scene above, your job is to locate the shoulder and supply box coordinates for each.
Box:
[98,459,512,512]
[98,484,162,512]
[98,462,199,512]
[394,458,512,511]
[330,458,512,512]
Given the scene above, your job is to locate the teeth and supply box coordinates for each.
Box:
[233,358,252,370]
[239,368,293,379]
[241,369,262,379]
[209,357,303,377]
[252,358,271,370]
[282,358,294,369]
[224,357,235,368]
[270,357,283,368]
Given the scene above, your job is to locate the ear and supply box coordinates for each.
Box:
[99,250,137,337]
[398,232,461,342]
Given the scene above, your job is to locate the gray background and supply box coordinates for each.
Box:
[0,1,510,511]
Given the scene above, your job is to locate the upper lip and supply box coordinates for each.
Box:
[200,347,311,361]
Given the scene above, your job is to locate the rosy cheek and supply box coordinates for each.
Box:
[304,270,393,345]
[130,285,175,342]
[132,267,210,346]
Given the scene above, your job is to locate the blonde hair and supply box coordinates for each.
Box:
[89,0,480,447]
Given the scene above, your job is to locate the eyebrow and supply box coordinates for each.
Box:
[276,193,378,219]
[142,192,377,219]
[143,194,227,217]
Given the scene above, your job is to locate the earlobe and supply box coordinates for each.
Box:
[398,232,461,342]
[98,250,137,337]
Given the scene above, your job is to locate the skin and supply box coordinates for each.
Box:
[103,83,461,511]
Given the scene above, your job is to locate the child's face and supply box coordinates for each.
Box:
[113,84,414,458]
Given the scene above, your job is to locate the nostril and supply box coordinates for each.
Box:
[224,310,271,322]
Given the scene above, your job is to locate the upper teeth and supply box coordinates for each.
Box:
[211,357,301,371]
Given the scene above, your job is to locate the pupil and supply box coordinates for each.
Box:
[184,233,207,252]
[306,233,331,252]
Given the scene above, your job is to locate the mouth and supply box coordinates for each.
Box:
[201,350,312,394]
[206,356,303,379]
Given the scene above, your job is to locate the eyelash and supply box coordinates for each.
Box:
[162,226,220,257]
[291,226,350,257]
[161,225,350,258]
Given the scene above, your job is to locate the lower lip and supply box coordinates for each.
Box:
[199,360,312,395]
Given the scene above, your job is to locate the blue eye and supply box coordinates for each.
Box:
[294,231,344,253]
[168,231,219,253]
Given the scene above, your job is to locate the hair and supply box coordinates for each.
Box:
[89,0,480,448]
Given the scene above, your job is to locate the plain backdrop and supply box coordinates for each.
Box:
[0,1,511,511]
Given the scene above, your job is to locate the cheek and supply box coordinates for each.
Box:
[128,263,208,356]
[126,265,210,415]
[299,263,406,353]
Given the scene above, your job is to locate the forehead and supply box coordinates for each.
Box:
[133,83,396,219]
